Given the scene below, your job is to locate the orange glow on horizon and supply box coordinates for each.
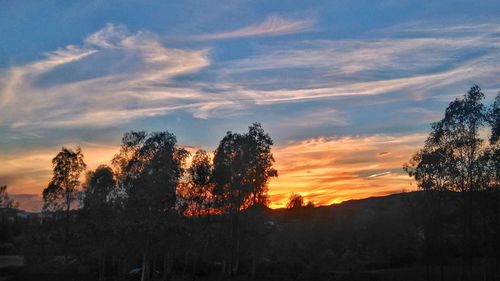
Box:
[1,133,425,212]
[267,134,425,208]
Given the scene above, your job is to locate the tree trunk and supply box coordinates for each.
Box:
[99,252,106,281]
[141,252,151,281]
[233,231,240,275]
[251,252,256,280]
[162,252,173,281]
[192,253,197,281]
[64,199,70,264]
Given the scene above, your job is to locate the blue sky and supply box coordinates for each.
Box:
[1,0,499,211]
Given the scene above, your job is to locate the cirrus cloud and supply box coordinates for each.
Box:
[186,15,314,41]
[0,23,211,129]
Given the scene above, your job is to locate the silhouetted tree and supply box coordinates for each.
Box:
[83,165,116,210]
[113,131,188,281]
[43,147,86,212]
[287,193,305,209]
[246,123,278,206]
[406,85,496,280]
[181,149,214,216]
[212,123,277,275]
[175,149,215,279]
[489,93,500,144]
[0,185,18,209]
[42,147,86,263]
[213,123,277,212]
[82,165,117,281]
[486,92,500,278]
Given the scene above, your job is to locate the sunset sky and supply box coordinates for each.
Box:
[1,1,500,211]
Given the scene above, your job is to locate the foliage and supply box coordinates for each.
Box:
[212,123,277,213]
[287,193,305,209]
[42,147,86,212]
[0,185,18,209]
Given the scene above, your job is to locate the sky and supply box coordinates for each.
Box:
[1,0,499,212]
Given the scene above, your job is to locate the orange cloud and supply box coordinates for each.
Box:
[267,134,426,208]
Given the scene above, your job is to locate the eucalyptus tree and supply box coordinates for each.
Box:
[213,123,277,213]
[486,92,500,278]
[212,123,277,275]
[41,147,86,263]
[183,149,214,216]
[489,93,500,144]
[113,131,188,281]
[43,147,87,213]
[405,85,495,280]
[82,165,117,281]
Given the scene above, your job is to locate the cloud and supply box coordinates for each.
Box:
[0,23,211,129]
[188,15,313,41]
[1,21,499,210]
[1,22,499,131]
[367,171,391,178]
[212,22,500,104]
[267,133,427,208]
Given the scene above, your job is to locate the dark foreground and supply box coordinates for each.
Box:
[1,191,500,281]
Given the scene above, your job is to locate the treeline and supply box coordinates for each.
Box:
[24,123,279,281]
[0,86,499,281]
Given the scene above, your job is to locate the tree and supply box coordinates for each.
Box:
[489,93,500,144]
[212,123,277,275]
[181,149,214,216]
[42,146,86,264]
[0,185,17,209]
[82,165,117,281]
[43,147,86,212]
[82,165,116,211]
[113,131,188,281]
[405,85,494,280]
[212,123,277,213]
[486,92,500,279]
[175,149,215,278]
[246,123,278,206]
[286,193,305,209]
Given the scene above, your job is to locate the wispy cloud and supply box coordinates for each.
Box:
[1,22,499,131]
[212,21,500,104]
[1,21,500,209]
[188,15,313,41]
[367,171,391,178]
[0,23,211,128]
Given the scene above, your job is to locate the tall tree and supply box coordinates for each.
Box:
[181,149,214,216]
[82,165,116,211]
[82,165,117,281]
[406,85,492,280]
[212,123,277,275]
[213,123,277,212]
[113,131,188,281]
[43,147,86,212]
[42,147,86,263]
[489,93,500,144]
[246,123,278,206]
[486,92,500,279]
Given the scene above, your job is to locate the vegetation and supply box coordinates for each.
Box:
[0,87,499,281]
